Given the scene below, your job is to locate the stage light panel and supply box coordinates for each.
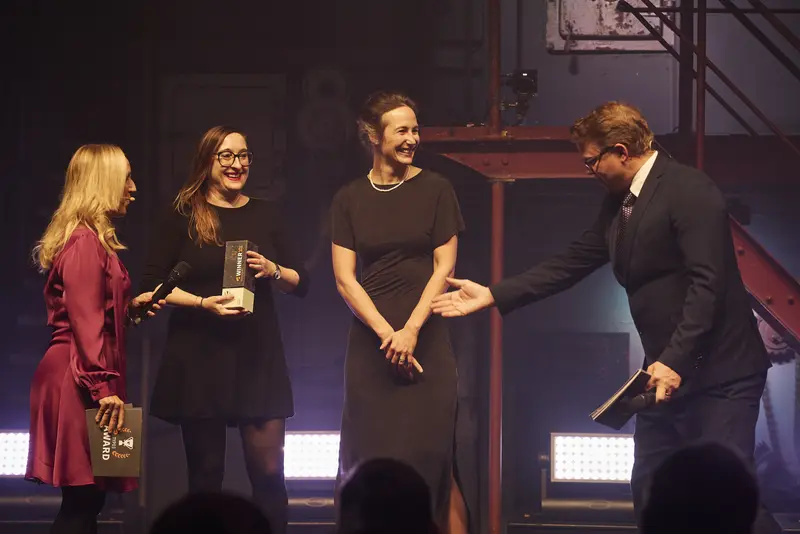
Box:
[550,433,634,483]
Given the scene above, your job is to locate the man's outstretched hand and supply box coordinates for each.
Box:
[431,277,495,317]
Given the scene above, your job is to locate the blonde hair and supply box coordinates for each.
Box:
[33,144,129,272]
[570,101,654,157]
[175,125,243,246]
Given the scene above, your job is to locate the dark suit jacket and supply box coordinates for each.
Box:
[491,153,771,390]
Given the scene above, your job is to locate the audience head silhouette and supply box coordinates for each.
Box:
[338,458,437,534]
[149,491,272,534]
[642,442,759,534]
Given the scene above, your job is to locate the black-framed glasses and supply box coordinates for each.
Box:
[583,145,619,172]
[216,150,254,168]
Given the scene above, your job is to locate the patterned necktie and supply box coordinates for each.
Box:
[616,191,637,257]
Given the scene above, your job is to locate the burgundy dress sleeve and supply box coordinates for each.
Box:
[61,233,120,401]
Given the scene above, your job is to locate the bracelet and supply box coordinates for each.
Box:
[198,297,205,309]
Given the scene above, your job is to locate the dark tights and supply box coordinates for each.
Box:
[51,485,106,534]
[180,418,287,534]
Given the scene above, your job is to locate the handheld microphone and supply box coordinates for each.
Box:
[628,390,658,413]
[133,261,191,325]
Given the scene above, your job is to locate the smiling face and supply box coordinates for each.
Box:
[208,132,250,196]
[374,105,420,166]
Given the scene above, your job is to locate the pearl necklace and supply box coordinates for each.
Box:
[367,167,409,193]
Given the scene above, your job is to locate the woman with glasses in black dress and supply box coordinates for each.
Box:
[141,126,309,534]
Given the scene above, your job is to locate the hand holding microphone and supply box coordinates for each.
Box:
[130,292,167,321]
[132,261,192,325]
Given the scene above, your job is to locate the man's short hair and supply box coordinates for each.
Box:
[570,101,654,157]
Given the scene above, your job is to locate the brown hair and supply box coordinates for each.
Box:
[570,101,654,157]
[356,91,418,149]
[174,125,245,246]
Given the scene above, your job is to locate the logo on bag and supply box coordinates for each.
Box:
[102,427,133,460]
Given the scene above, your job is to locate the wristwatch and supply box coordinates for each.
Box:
[271,264,282,281]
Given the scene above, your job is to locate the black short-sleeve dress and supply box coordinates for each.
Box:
[330,170,465,521]
[141,198,309,425]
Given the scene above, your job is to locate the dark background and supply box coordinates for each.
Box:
[2,0,799,532]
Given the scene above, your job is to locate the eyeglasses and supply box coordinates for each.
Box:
[583,146,619,172]
[216,150,254,168]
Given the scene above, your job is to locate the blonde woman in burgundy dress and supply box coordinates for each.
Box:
[27,144,163,534]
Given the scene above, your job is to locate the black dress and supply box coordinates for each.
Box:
[141,198,308,425]
[330,170,465,521]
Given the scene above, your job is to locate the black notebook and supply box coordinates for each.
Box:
[85,404,143,477]
[590,369,656,430]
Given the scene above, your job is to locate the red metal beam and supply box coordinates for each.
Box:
[425,125,571,142]
[429,131,800,184]
[488,180,504,534]
[486,0,503,531]
[441,151,586,180]
[731,219,800,354]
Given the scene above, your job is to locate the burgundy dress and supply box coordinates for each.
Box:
[26,227,136,492]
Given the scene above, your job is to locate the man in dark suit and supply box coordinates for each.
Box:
[431,102,776,531]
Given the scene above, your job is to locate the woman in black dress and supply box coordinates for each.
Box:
[330,92,468,533]
[141,126,308,534]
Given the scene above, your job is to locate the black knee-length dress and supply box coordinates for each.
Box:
[141,198,309,425]
[330,170,465,521]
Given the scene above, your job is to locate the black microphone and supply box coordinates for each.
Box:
[628,390,658,413]
[133,261,191,325]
